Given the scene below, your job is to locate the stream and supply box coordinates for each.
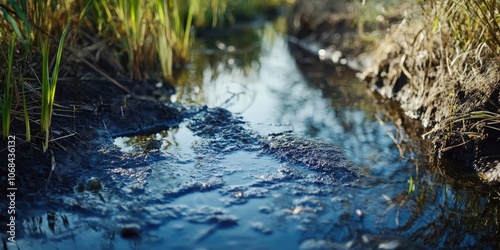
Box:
[8,17,500,250]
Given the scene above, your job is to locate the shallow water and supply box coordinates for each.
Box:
[10,17,500,250]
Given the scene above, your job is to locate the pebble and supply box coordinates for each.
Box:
[120,223,142,239]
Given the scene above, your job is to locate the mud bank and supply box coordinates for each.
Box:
[287,0,500,182]
[0,77,361,195]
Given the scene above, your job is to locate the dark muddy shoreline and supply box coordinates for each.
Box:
[0,73,363,243]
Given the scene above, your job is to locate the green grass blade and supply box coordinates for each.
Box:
[41,21,70,152]
[2,33,16,139]
[78,0,95,25]
[50,20,70,100]
[20,77,31,142]
[0,8,27,48]
[41,40,51,151]
[5,0,31,50]
[183,0,196,51]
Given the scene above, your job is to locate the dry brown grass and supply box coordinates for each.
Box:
[361,0,500,181]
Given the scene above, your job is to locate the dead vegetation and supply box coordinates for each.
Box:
[360,0,500,182]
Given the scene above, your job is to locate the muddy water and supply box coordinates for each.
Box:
[13,18,499,249]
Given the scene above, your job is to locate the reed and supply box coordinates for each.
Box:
[20,76,31,141]
[154,0,174,81]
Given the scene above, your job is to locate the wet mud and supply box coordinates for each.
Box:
[1,88,366,248]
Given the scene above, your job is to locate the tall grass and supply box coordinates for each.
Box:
[113,0,152,80]
[425,0,500,54]
[154,0,174,80]
[2,0,284,84]
[420,0,500,132]
[1,1,32,141]
[94,0,228,81]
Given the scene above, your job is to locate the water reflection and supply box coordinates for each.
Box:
[173,20,269,104]
[406,173,500,248]
[113,128,181,154]
[287,29,500,250]
[172,16,500,249]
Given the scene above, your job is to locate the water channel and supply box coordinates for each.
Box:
[11,16,500,250]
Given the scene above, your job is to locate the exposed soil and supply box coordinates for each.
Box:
[0,78,178,195]
[286,0,500,183]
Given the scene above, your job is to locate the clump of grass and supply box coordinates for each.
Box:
[107,0,154,80]
[449,0,500,54]
[93,0,229,81]
[415,0,500,144]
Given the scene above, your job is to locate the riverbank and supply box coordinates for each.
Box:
[2,11,500,249]
[287,0,500,182]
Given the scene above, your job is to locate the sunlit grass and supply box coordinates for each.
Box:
[112,0,154,80]
[92,0,229,81]
[40,22,69,152]
[365,0,499,169]
[419,0,500,135]
[154,0,174,80]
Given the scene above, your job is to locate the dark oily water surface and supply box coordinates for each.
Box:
[12,18,500,249]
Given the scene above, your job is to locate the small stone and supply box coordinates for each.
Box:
[76,183,85,192]
[120,223,142,239]
[86,177,102,191]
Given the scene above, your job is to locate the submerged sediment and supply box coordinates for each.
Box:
[263,133,359,182]
[186,106,361,182]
